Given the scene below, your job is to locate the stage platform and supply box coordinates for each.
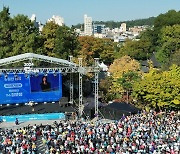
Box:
[0,99,76,116]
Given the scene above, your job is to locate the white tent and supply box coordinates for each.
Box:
[99,62,108,71]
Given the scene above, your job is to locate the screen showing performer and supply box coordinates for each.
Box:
[40,76,51,92]
[30,73,59,93]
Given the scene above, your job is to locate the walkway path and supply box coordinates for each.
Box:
[0,120,56,130]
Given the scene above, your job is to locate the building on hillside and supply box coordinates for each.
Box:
[93,24,105,34]
[94,33,106,38]
[141,53,161,73]
[129,26,145,36]
[48,15,64,26]
[93,24,106,38]
[114,35,127,43]
[120,23,126,32]
[84,14,93,36]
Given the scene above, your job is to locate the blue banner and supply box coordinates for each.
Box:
[0,73,62,104]
[0,113,65,122]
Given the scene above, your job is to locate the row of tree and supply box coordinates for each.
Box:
[0,7,117,65]
[99,10,180,109]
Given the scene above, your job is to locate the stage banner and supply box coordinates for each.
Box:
[0,113,65,122]
[0,73,62,104]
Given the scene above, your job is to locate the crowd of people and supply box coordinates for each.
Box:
[0,110,179,154]
[0,124,38,153]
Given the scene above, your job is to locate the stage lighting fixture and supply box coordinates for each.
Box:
[25,73,28,78]
[62,72,67,76]
[14,73,18,79]
[53,70,58,76]
[35,72,39,77]
[53,72,57,76]
[5,73,8,79]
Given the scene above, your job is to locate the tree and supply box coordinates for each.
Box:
[118,71,139,103]
[41,21,59,56]
[0,7,14,58]
[99,76,114,102]
[11,14,43,56]
[116,38,153,61]
[153,10,180,48]
[99,39,115,65]
[108,56,140,99]
[54,26,79,59]
[169,49,180,67]
[154,10,180,32]
[133,65,180,109]
[78,36,115,66]
[109,55,140,79]
[156,25,180,64]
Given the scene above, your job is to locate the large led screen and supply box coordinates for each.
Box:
[0,73,62,104]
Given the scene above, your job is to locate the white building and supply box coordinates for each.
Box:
[30,14,44,32]
[48,15,64,26]
[84,14,92,36]
[30,14,36,22]
[120,23,126,32]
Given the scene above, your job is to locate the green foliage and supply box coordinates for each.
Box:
[41,21,59,56]
[99,76,114,102]
[54,26,79,59]
[156,25,180,64]
[117,71,140,103]
[41,23,79,59]
[0,7,44,58]
[116,38,153,61]
[153,10,180,54]
[11,14,43,56]
[133,65,180,109]
[118,71,139,91]
[78,36,115,66]
[169,49,180,67]
[107,56,140,100]
[154,10,180,31]
[0,7,14,58]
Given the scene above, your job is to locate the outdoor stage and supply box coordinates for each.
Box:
[0,97,78,122]
[0,53,100,118]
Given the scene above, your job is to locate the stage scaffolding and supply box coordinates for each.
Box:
[0,53,100,118]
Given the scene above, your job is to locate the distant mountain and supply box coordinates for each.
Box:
[73,17,155,29]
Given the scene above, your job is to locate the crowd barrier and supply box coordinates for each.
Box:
[0,113,65,122]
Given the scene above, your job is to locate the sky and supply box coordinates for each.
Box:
[0,0,180,26]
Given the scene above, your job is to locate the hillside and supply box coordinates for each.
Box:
[73,17,155,29]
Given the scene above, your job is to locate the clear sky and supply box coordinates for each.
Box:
[0,0,180,26]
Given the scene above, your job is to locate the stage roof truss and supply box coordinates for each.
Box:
[0,53,76,67]
[0,66,99,74]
